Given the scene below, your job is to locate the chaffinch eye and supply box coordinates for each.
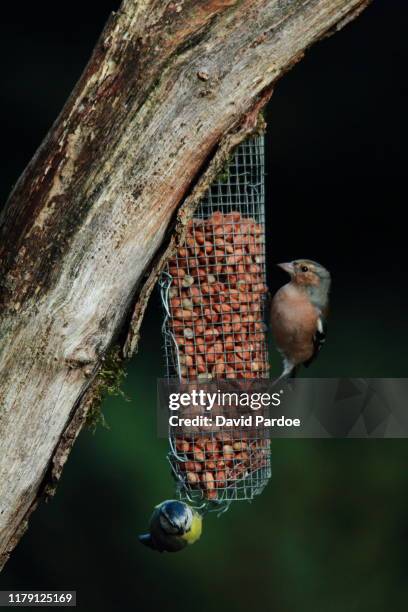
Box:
[301,265,309,272]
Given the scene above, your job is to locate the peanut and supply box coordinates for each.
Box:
[214,470,226,487]
[201,471,215,490]
[195,437,210,449]
[183,461,202,473]
[175,439,190,453]
[233,441,248,451]
[186,472,200,485]
[223,445,234,461]
[191,446,205,462]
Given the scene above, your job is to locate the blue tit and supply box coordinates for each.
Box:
[138,500,202,553]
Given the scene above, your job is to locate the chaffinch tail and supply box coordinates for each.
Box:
[270,259,331,381]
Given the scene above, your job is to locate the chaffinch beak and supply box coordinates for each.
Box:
[277,262,295,275]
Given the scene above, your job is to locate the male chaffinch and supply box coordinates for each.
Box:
[270,259,331,380]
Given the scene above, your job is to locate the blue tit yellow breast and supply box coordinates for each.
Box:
[180,513,202,545]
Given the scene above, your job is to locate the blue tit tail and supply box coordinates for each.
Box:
[138,533,158,551]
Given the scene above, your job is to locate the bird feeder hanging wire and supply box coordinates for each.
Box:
[160,136,271,507]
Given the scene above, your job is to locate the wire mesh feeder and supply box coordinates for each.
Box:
[160,136,271,507]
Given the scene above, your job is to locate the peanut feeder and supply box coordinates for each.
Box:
[160,136,272,507]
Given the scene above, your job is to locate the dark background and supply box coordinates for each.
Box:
[1,1,408,611]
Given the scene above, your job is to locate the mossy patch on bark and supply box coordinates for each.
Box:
[86,347,129,431]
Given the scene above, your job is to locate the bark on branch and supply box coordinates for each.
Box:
[0,0,370,569]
